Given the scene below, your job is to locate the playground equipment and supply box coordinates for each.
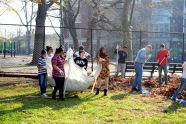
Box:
[0,41,16,57]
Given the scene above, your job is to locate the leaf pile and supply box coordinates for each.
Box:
[107,75,186,99]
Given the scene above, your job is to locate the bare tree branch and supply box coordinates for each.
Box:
[47,15,60,38]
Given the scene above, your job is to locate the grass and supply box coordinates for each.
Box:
[0,83,186,124]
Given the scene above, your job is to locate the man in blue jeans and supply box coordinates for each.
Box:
[156,44,170,85]
[132,45,152,93]
[171,62,186,100]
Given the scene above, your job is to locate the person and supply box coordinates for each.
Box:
[171,62,186,100]
[74,46,90,58]
[59,45,65,51]
[95,47,110,96]
[156,44,170,85]
[115,46,128,78]
[46,46,55,88]
[132,45,152,93]
[59,45,67,58]
[74,50,88,70]
[51,48,66,101]
[46,46,54,76]
[37,50,48,97]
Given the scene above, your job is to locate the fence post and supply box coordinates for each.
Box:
[3,41,6,58]
[10,41,13,57]
[14,41,16,57]
[140,31,142,48]
[182,33,185,62]
[91,29,93,71]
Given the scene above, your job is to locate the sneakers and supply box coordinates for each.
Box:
[41,93,48,97]
[131,88,139,92]
[171,97,177,101]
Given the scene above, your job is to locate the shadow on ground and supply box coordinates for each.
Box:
[0,92,104,116]
[164,100,186,113]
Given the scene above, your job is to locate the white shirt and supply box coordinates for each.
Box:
[181,62,186,78]
[75,51,90,57]
[46,53,54,75]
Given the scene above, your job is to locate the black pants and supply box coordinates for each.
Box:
[53,77,65,98]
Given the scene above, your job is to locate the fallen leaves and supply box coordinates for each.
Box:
[107,74,186,99]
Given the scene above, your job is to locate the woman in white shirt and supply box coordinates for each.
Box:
[46,46,54,87]
[74,46,90,58]
[171,62,186,100]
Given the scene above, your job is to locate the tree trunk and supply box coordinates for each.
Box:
[31,3,47,65]
[96,30,101,51]
[59,0,64,45]
[69,27,79,50]
[25,30,31,55]
[122,0,133,61]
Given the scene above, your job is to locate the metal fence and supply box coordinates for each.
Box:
[0,24,185,74]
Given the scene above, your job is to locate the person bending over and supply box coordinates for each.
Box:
[171,62,186,100]
[132,45,152,93]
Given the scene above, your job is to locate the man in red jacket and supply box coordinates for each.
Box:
[156,44,170,85]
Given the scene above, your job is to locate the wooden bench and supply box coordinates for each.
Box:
[125,61,183,77]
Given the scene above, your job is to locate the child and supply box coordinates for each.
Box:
[171,62,186,100]
[37,50,47,97]
[74,50,88,70]
[95,47,110,96]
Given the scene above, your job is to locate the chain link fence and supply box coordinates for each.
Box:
[0,24,185,74]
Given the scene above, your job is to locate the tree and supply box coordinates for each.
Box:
[31,0,54,64]
[1,0,37,55]
[46,0,82,50]
[121,0,135,60]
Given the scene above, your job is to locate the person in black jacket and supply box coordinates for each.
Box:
[74,50,88,70]
[115,46,128,78]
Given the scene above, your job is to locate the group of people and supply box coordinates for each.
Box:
[113,43,185,100]
[130,44,185,100]
[37,43,185,101]
[37,45,111,101]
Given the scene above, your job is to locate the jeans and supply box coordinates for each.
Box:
[159,65,168,85]
[172,78,186,99]
[115,63,126,78]
[53,77,65,98]
[132,64,143,91]
[38,73,47,94]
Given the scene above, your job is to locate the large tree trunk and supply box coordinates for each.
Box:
[69,27,79,50]
[31,3,47,65]
[122,0,133,61]
[63,1,80,51]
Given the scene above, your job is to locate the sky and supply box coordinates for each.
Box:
[0,0,59,38]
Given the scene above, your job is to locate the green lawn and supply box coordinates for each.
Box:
[0,83,186,124]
